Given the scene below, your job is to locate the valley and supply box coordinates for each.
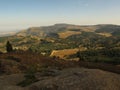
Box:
[0,24,120,61]
[0,24,120,90]
[1,0,120,90]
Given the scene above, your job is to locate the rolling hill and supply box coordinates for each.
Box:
[0,24,120,90]
[15,24,96,38]
[0,24,120,59]
[15,24,120,38]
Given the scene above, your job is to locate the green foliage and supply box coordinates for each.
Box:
[28,30,120,57]
[69,29,81,32]
[46,33,59,38]
[75,49,120,65]
[0,37,9,43]
[95,25,120,33]
[112,30,120,36]
[6,41,13,52]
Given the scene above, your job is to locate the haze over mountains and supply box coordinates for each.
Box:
[0,31,17,37]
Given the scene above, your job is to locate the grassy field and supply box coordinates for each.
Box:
[50,48,79,58]
[58,31,81,38]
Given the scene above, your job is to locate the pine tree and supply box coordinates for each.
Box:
[6,41,13,52]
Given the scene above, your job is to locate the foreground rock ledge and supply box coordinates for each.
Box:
[0,68,120,90]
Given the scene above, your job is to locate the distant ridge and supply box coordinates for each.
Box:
[16,23,120,38]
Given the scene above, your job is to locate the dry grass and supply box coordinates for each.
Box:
[96,32,112,37]
[66,25,98,32]
[0,51,79,74]
[58,26,98,39]
[50,48,79,59]
[58,31,81,38]
[0,51,120,74]
[0,51,120,90]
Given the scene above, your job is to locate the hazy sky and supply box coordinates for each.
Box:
[0,0,120,32]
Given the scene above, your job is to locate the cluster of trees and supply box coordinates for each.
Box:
[2,38,120,66]
[76,48,120,65]
[2,30,120,65]
[27,31,120,56]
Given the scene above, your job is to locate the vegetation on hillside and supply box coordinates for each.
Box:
[69,48,120,65]
[0,24,120,73]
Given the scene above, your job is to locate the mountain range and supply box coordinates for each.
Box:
[15,24,120,38]
[0,24,120,58]
[0,24,120,90]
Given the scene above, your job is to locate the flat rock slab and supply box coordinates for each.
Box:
[0,74,25,90]
[0,68,120,90]
[28,68,120,90]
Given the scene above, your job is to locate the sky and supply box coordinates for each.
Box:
[0,0,120,32]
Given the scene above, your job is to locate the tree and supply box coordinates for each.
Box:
[77,51,85,61]
[6,41,13,52]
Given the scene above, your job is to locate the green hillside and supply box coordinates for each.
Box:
[0,24,120,63]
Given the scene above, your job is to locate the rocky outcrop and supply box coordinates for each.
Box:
[0,74,25,90]
[28,68,120,90]
[0,68,120,90]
